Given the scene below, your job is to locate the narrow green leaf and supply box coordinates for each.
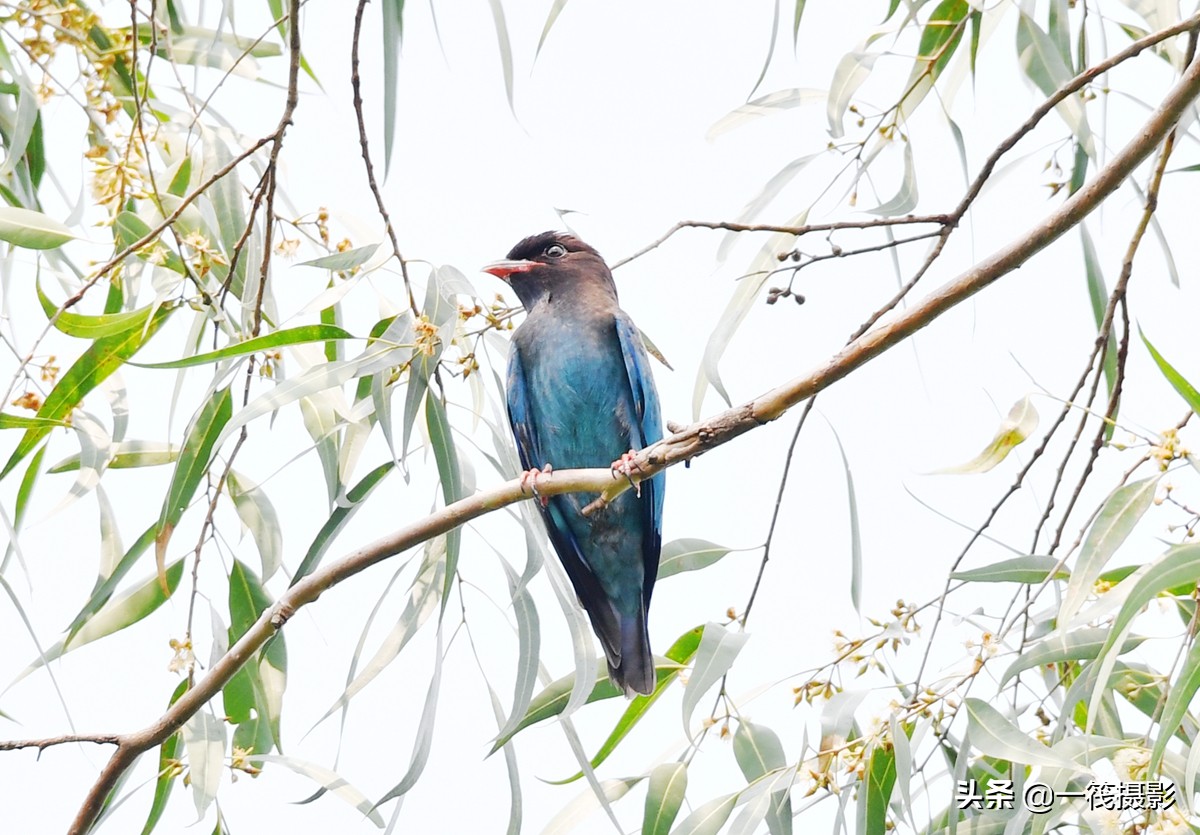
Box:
[535,0,570,57]
[155,386,234,591]
[0,206,75,249]
[671,792,739,835]
[951,555,1069,585]
[998,628,1143,687]
[375,628,443,804]
[426,393,462,606]
[0,413,67,430]
[826,421,862,612]
[484,0,515,115]
[289,461,393,584]
[493,625,703,752]
[695,217,806,418]
[37,277,157,339]
[826,51,878,139]
[864,742,897,835]
[140,680,188,835]
[50,440,178,473]
[225,559,286,757]
[320,294,341,363]
[866,138,919,217]
[733,721,791,835]
[183,710,225,818]
[658,539,733,579]
[381,0,405,173]
[683,622,749,741]
[1080,225,1117,397]
[246,755,384,825]
[314,537,442,724]
[643,762,687,835]
[227,473,283,582]
[916,0,969,80]
[1141,328,1200,414]
[114,211,186,274]
[64,524,156,645]
[539,625,704,777]
[1,302,175,480]
[792,0,806,46]
[298,243,380,271]
[134,325,354,369]
[964,698,1075,769]
[1150,638,1200,775]
[16,559,184,682]
[1016,13,1094,156]
[1058,476,1157,627]
[1088,543,1200,731]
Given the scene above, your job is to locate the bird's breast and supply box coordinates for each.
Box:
[516,312,635,469]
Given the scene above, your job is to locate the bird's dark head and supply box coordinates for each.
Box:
[483,231,616,311]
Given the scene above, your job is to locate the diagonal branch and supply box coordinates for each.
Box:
[58,29,1200,835]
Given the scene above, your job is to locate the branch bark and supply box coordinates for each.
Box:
[57,26,1200,835]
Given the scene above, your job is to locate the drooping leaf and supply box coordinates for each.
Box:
[863,741,897,835]
[155,386,234,592]
[493,626,704,753]
[246,755,384,826]
[964,698,1075,769]
[133,325,354,369]
[1,302,175,480]
[37,277,159,339]
[658,539,734,579]
[1058,476,1157,628]
[0,206,75,249]
[933,396,1039,474]
[289,460,393,584]
[643,762,687,835]
[951,555,1069,585]
[1141,328,1200,415]
[141,680,188,835]
[682,623,749,741]
[298,243,380,271]
[183,710,225,817]
[227,472,283,582]
[381,0,405,173]
[49,440,178,473]
[733,721,791,835]
[1080,225,1117,398]
[998,628,1144,688]
[540,625,704,778]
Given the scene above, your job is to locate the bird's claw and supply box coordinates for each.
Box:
[520,464,553,507]
[610,450,642,497]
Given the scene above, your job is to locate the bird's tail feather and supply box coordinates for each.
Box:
[606,610,654,697]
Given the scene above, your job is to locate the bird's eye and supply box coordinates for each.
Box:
[545,243,567,258]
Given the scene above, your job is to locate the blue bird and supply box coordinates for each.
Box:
[484,232,665,696]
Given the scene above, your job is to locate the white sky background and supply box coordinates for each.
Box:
[3,0,1200,832]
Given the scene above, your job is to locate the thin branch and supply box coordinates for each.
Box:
[0,734,120,753]
[614,215,953,269]
[351,0,418,314]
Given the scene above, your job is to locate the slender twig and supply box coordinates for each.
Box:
[741,399,816,629]
[351,0,418,313]
[0,734,120,753]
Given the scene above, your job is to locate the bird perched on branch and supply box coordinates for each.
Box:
[484,231,665,696]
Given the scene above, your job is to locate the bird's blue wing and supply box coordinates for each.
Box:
[506,343,625,660]
[613,314,665,606]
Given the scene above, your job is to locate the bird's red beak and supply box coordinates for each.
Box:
[482,259,536,281]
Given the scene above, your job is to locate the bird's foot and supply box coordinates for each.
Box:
[610,450,642,498]
[520,464,553,507]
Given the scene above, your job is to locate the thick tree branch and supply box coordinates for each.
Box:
[59,27,1200,835]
